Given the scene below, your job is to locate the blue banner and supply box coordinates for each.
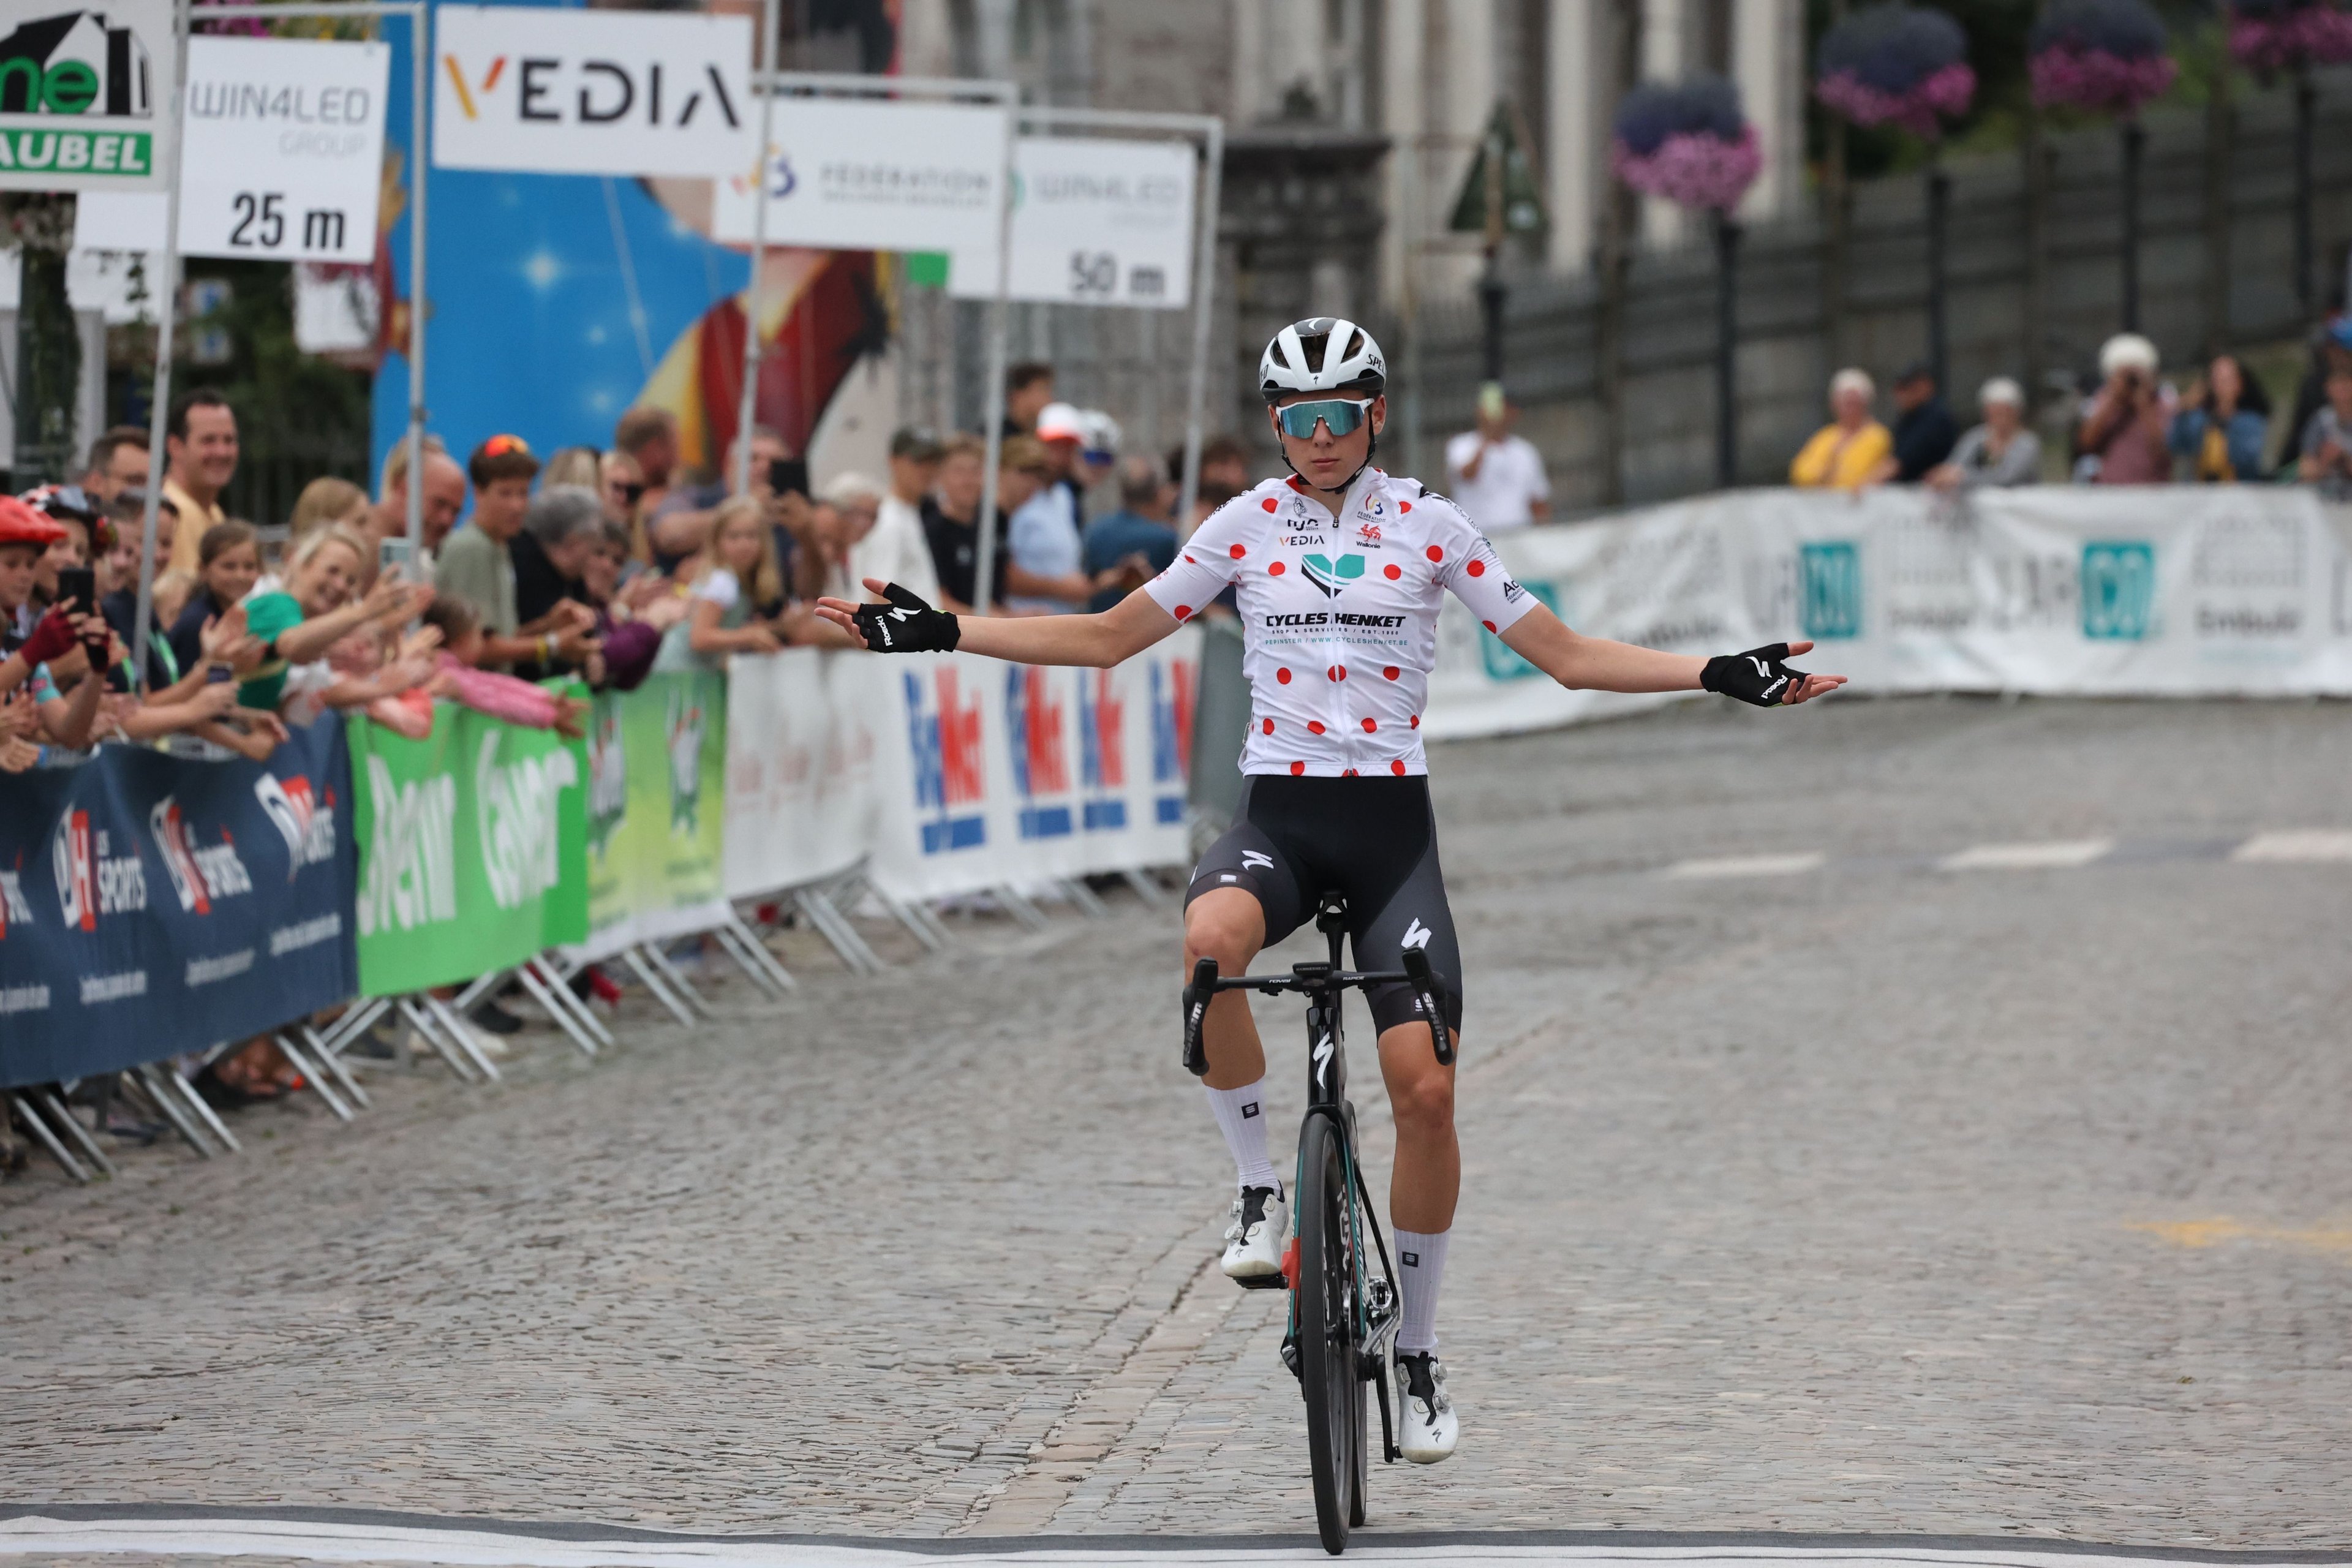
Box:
[0,722,360,1088]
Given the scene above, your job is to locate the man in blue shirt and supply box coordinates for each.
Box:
[1080,455,1178,613]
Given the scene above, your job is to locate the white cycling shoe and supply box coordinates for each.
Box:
[1219,1183,1287,1280]
[1395,1351,1458,1463]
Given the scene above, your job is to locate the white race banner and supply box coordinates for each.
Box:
[1425,486,2352,741]
[74,35,387,263]
[432,4,750,178]
[945,135,1196,308]
[722,648,881,900]
[709,97,1009,285]
[0,0,173,191]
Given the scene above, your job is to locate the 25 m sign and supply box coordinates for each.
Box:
[432,4,750,179]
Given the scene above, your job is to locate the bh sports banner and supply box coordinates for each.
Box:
[869,631,1199,903]
[347,698,589,996]
[578,669,728,963]
[0,720,357,1087]
[1425,486,2352,739]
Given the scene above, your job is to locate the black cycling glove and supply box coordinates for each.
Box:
[851,583,961,654]
[1702,643,1809,707]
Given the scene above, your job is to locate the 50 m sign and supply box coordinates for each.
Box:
[0,0,174,191]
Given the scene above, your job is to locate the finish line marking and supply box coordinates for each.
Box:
[1,1517,2345,1568]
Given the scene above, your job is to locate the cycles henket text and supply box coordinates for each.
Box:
[1264,612,1409,629]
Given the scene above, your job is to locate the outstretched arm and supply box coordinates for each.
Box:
[816,577,1178,669]
[1502,603,1846,704]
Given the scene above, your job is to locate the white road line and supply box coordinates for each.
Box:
[2231,829,2352,863]
[0,1518,2337,1568]
[1664,853,1826,880]
[1939,839,2115,872]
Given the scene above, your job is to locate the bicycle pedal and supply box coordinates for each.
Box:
[1280,1329,1303,1384]
[1234,1270,1287,1291]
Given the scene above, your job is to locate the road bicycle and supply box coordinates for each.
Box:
[1183,892,1454,1555]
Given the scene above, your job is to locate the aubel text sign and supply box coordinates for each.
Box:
[0,0,174,191]
[432,4,752,178]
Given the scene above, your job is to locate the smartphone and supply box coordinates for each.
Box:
[378,535,413,582]
[767,457,810,500]
[206,662,235,685]
[56,565,96,617]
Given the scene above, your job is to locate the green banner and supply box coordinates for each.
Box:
[349,696,589,996]
[584,669,726,951]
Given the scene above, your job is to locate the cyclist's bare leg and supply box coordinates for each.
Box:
[1183,886,1268,1090]
[1376,1021,1460,1231]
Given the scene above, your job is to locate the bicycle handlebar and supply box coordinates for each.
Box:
[1180,951,1453,1077]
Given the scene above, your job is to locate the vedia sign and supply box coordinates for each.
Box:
[0,0,172,190]
[432,4,751,179]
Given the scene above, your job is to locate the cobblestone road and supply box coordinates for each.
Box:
[4,698,2348,1553]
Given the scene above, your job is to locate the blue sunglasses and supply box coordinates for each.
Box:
[1274,398,1375,440]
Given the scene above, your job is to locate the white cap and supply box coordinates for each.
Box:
[1078,409,1122,459]
[1978,376,2024,409]
[2099,333,2159,377]
[1035,401,1087,442]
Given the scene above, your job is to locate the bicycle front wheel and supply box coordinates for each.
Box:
[1296,1111,1363,1554]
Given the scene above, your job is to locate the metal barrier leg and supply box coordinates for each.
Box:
[709,923,787,1000]
[620,947,696,1027]
[533,956,616,1047]
[423,994,502,1083]
[876,892,949,954]
[1059,877,1110,918]
[36,1090,116,1176]
[299,1024,371,1110]
[639,942,717,1018]
[723,910,799,992]
[314,996,392,1060]
[995,884,1051,932]
[166,1068,243,1154]
[796,889,885,973]
[451,969,508,1014]
[398,995,483,1084]
[1122,869,1168,909]
[512,962,599,1057]
[125,1069,214,1158]
[10,1094,88,1183]
[273,1035,353,1123]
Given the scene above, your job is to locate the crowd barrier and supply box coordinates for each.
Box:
[1424,486,2352,738]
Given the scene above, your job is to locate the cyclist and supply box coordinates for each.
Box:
[816,317,1844,1467]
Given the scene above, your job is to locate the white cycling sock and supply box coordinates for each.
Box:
[1393,1227,1449,1354]
[1204,1078,1281,1194]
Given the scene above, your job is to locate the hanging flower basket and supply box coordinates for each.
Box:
[2029,0,2179,116]
[1611,77,1762,213]
[1815,3,1977,139]
[2228,0,2352,76]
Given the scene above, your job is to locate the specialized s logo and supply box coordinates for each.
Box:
[1312,1031,1334,1091]
[1302,553,1365,598]
[1401,917,1433,951]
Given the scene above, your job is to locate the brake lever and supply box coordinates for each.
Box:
[1182,956,1218,1077]
[1399,946,1453,1066]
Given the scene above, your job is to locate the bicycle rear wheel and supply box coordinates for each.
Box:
[1296,1112,1363,1554]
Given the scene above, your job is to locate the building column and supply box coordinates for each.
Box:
[1545,0,1604,273]
[1639,0,1687,249]
[1734,0,1803,222]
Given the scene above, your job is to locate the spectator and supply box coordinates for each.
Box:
[511,485,606,681]
[1077,409,1123,499]
[840,462,940,605]
[1195,434,1254,497]
[80,425,150,504]
[235,526,432,719]
[2277,316,2352,471]
[651,424,787,570]
[599,448,649,562]
[1034,401,1089,514]
[1874,361,1959,483]
[1009,410,1090,612]
[1790,369,1893,489]
[419,599,588,736]
[161,388,240,574]
[99,490,182,690]
[168,519,260,677]
[660,497,785,669]
[541,446,603,491]
[1444,383,1552,529]
[2295,360,2352,499]
[1928,378,2044,492]
[2169,352,2271,483]
[288,477,369,549]
[922,432,1012,614]
[614,405,684,522]
[576,518,672,691]
[436,435,596,673]
[872,426,943,595]
[1005,361,1056,437]
[1081,454,1177,612]
[368,434,468,565]
[2074,333,2172,484]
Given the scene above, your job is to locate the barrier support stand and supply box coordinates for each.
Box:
[510,961,601,1057]
[297,1023,372,1110]
[34,1090,115,1177]
[123,1069,214,1158]
[1058,878,1109,918]
[1122,869,1168,909]
[795,887,884,974]
[709,922,791,1001]
[722,909,799,992]
[165,1067,243,1153]
[994,884,1051,932]
[529,955,615,1049]
[638,943,717,1019]
[273,1034,354,1123]
[422,993,502,1082]
[398,995,484,1084]
[620,947,696,1027]
[877,891,951,954]
[10,1095,88,1183]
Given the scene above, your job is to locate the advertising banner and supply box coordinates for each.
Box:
[0,0,173,191]
[432,4,752,178]
[722,649,880,900]
[710,97,1010,285]
[348,702,588,997]
[1424,487,2352,740]
[867,632,1199,903]
[945,134,1196,309]
[0,720,358,1088]
[74,34,390,263]
[579,669,728,961]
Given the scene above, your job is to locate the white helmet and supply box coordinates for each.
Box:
[1259,317,1387,404]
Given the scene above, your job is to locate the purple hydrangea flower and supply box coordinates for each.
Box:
[2228,1,2352,74]
[2029,0,2178,115]
[1815,4,1977,137]
[1611,76,1760,211]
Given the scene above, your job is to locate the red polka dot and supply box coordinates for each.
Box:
[1343,769,1358,777]
[1261,718,1274,734]
[1390,760,1407,775]
[1328,665,1346,681]
[1399,501,1413,513]
[1183,554,1196,564]
[1268,560,1285,576]
[1229,543,1247,559]
[1382,666,1400,680]
[1291,760,1306,776]
[1174,605,1193,620]
[1275,667,1292,684]
[1466,559,1485,577]
[1384,564,1401,580]
[1262,497,1278,512]
[1410,714,1420,729]
[1361,717,1377,733]
[1426,545,1444,564]
[1482,619,1496,632]
[1307,721,1325,735]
